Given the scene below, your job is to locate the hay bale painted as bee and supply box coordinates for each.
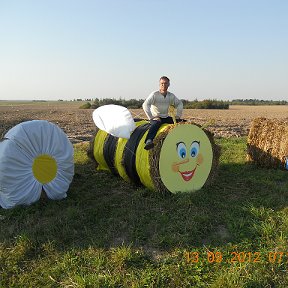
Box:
[247,117,288,169]
[90,121,220,194]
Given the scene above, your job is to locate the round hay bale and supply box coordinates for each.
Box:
[89,120,148,181]
[91,121,220,194]
[247,117,288,169]
[92,127,111,172]
[148,123,220,193]
[0,120,74,209]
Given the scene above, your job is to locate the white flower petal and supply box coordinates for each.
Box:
[0,140,42,209]
[0,120,74,209]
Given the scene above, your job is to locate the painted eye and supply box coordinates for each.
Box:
[177,142,187,159]
[190,141,200,157]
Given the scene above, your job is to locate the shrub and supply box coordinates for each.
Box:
[79,102,91,109]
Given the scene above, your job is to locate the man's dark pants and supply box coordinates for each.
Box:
[145,116,174,143]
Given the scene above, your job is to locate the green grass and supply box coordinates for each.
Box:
[1,138,288,287]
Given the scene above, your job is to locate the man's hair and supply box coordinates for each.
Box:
[159,76,170,83]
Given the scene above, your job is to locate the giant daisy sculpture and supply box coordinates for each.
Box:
[0,120,74,209]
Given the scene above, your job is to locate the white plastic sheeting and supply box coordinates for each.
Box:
[0,120,74,209]
[92,105,136,139]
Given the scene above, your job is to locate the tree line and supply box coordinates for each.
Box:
[230,99,287,105]
[79,98,287,109]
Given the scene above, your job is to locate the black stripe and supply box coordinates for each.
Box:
[123,123,150,184]
[103,134,118,175]
[134,118,145,122]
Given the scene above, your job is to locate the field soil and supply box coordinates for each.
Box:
[1,102,288,143]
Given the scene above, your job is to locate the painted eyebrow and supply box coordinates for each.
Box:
[176,141,186,149]
[191,140,200,147]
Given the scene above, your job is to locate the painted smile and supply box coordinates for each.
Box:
[179,166,197,181]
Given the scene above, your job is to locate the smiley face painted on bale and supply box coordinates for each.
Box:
[172,140,203,182]
[159,124,213,193]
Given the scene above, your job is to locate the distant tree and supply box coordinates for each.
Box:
[91,98,144,109]
[79,102,91,109]
[88,97,232,110]
[184,99,229,109]
[230,99,288,105]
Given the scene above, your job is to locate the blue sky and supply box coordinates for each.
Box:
[0,0,287,101]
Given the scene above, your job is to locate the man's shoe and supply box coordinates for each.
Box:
[144,139,154,150]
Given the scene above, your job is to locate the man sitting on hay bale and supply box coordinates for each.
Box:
[142,76,183,150]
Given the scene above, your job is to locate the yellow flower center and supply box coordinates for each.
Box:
[32,154,57,184]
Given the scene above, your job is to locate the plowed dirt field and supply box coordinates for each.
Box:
[1,102,287,143]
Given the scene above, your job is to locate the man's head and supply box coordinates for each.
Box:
[159,76,170,94]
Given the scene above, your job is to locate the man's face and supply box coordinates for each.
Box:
[159,79,170,93]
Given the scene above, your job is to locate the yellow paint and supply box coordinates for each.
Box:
[93,129,110,171]
[136,124,170,189]
[115,137,130,182]
[115,120,148,183]
[159,124,213,193]
[32,154,57,184]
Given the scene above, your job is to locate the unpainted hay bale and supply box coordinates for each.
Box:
[90,121,220,194]
[247,117,288,169]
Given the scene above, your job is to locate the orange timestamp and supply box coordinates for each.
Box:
[184,251,288,264]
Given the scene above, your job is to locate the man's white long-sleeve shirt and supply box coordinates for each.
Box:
[142,91,183,120]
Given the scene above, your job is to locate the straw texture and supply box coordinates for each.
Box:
[247,117,288,169]
[90,122,220,193]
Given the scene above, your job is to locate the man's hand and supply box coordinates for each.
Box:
[152,117,161,121]
[176,118,186,123]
